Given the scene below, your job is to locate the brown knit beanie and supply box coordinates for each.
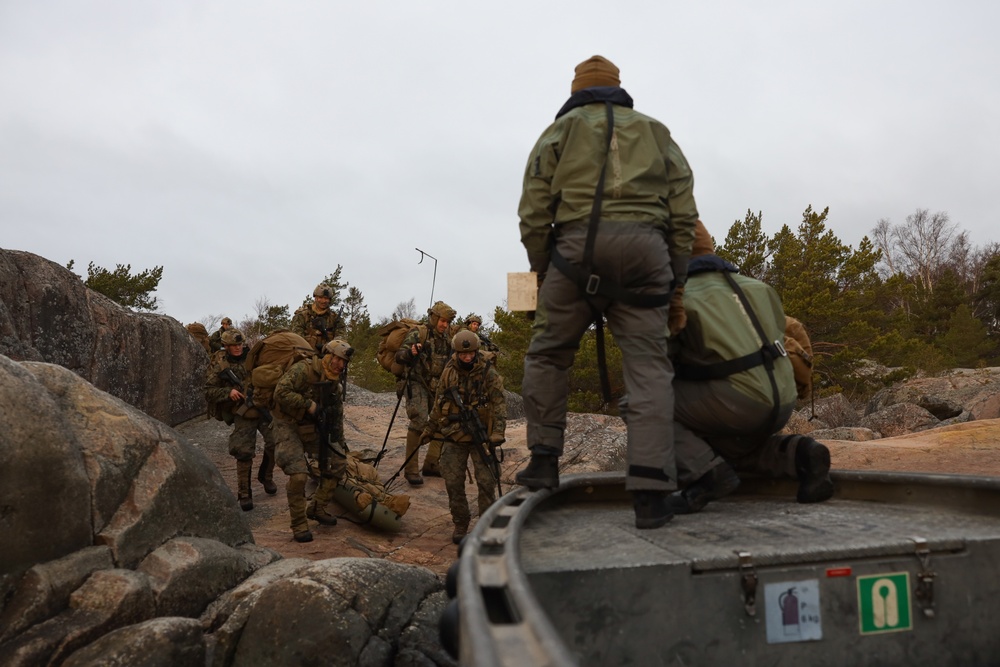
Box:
[571,55,621,93]
[692,220,715,257]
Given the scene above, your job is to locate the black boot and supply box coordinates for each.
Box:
[633,490,673,529]
[668,462,741,514]
[258,450,278,495]
[515,448,560,490]
[795,436,834,503]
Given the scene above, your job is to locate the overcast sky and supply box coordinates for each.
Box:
[3,1,998,330]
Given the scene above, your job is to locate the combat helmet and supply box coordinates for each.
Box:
[314,284,333,299]
[452,329,480,352]
[466,314,483,325]
[220,328,245,346]
[428,301,456,325]
[323,339,354,361]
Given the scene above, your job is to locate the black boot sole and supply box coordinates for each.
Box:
[797,441,834,503]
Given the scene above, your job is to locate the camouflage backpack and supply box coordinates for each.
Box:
[186,322,211,353]
[375,318,426,378]
[784,316,814,400]
[244,329,316,410]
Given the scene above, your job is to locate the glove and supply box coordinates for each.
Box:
[419,429,434,445]
[668,284,686,336]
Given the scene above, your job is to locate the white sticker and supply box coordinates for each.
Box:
[764,579,823,644]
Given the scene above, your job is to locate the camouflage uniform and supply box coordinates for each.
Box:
[464,315,500,354]
[204,334,276,510]
[290,305,340,355]
[395,301,456,482]
[272,354,349,539]
[425,353,506,538]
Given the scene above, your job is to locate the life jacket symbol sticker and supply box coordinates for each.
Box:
[764,579,822,644]
[857,572,913,635]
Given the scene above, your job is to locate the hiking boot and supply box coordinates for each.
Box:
[667,462,741,514]
[515,449,559,490]
[633,491,674,530]
[257,451,278,495]
[236,459,254,512]
[307,503,339,526]
[421,466,441,478]
[293,529,314,543]
[796,437,834,503]
[406,473,424,486]
[452,524,468,545]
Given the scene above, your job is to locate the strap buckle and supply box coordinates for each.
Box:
[585,274,601,295]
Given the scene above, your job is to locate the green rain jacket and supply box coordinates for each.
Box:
[518,86,698,282]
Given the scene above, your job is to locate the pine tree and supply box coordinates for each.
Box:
[76,261,163,312]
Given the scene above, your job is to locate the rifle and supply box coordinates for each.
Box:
[478,333,499,352]
[217,368,272,423]
[447,386,503,496]
[313,380,346,478]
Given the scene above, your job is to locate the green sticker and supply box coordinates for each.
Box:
[857,572,912,635]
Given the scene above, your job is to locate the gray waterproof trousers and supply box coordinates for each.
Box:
[523,223,686,492]
[674,379,797,481]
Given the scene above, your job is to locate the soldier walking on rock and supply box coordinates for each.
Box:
[204,328,277,511]
[395,301,456,485]
[208,317,233,353]
[272,339,354,542]
[423,330,506,544]
[291,284,341,354]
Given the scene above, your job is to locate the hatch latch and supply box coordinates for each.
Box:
[911,537,936,619]
[737,550,758,616]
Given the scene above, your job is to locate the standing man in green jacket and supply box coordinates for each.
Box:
[516,55,699,529]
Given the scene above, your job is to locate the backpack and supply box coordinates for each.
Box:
[784,316,814,400]
[244,329,316,409]
[186,322,211,353]
[376,318,426,378]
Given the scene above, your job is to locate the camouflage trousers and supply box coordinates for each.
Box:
[228,414,276,462]
[404,381,442,473]
[440,441,497,529]
[674,379,797,482]
[271,418,347,481]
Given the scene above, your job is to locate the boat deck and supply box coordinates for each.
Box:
[520,480,1000,574]
[454,471,1000,667]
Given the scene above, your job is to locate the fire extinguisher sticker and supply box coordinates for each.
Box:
[763,579,823,644]
[857,572,912,635]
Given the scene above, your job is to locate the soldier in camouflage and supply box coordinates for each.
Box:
[291,284,341,354]
[204,328,277,511]
[423,330,506,544]
[272,339,353,543]
[208,317,233,353]
[464,314,500,354]
[394,300,456,485]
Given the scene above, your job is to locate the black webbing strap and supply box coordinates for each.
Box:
[675,343,785,381]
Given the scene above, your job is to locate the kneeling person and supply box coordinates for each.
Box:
[666,222,832,512]
[272,339,354,542]
[423,330,506,544]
